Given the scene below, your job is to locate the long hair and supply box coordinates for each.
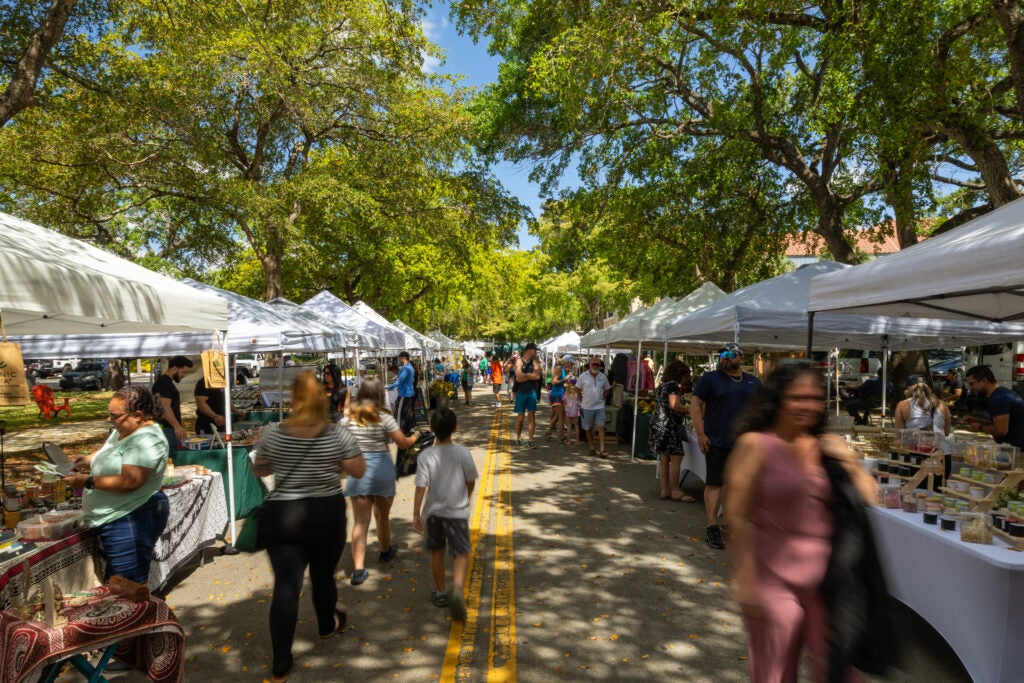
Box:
[348,377,386,426]
[733,363,827,437]
[116,385,165,422]
[661,360,691,385]
[906,382,939,412]
[289,370,329,426]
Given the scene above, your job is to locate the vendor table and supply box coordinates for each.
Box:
[0,531,100,612]
[869,506,1024,683]
[0,586,185,682]
[174,447,265,518]
[1,474,227,606]
[149,473,228,593]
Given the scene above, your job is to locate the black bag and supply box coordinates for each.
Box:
[396,430,436,479]
[234,504,264,552]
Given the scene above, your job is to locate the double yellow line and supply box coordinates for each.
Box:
[441,407,517,681]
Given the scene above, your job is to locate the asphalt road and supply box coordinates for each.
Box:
[91,400,970,683]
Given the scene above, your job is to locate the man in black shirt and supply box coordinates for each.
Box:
[152,355,194,454]
[943,368,968,412]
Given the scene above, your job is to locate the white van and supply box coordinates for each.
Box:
[963,343,1024,396]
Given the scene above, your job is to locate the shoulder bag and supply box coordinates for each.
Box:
[234,434,308,553]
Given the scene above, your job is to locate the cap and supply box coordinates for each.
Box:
[905,374,924,389]
[719,342,743,358]
[524,342,538,352]
[562,354,575,363]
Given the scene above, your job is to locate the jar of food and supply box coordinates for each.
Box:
[961,512,993,544]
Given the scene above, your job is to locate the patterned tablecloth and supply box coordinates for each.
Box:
[0,531,99,613]
[149,473,228,592]
[0,473,228,607]
[0,586,185,683]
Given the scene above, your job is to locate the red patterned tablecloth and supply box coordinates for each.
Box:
[0,531,99,612]
[0,587,185,683]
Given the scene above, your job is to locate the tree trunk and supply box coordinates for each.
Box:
[992,0,1024,119]
[946,118,1022,206]
[261,251,283,301]
[0,0,78,127]
[881,157,919,249]
[814,198,858,264]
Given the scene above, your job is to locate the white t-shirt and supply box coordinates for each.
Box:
[577,370,611,411]
[415,443,478,519]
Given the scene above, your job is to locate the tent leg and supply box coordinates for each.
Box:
[221,330,239,556]
[631,341,642,462]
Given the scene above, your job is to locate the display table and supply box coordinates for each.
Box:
[869,506,1024,683]
[0,530,100,612]
[0,586,185,682]
[149,473,229,592]
[1,474,227,605]
[244,410,283,425]
[174,447,265,518]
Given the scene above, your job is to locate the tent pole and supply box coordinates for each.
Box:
[631,340,642,462]
[806,311,814,358]
[222,330,239,554]
[881,339,890,428]
[278,349,284,422]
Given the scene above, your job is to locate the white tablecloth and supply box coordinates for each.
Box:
[149,473,228,592]
[869,506,1024,683]
[679,433,707,484]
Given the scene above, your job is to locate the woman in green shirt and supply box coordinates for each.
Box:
[63,385,170,585]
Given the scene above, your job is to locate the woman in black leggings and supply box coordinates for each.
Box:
[252,371,366,682]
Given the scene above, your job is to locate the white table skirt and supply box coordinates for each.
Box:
[869,506,1024,683]
[679,433,707,484]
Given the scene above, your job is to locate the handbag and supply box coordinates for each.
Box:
[396,430,435,479]
[234,434,306,553]
[0,316,31,406]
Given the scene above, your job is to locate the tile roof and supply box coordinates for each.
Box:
[784,219,937,257]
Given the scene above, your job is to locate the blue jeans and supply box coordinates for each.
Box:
[95,491,170,584]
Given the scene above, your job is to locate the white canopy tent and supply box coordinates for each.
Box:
[427,330,459,353]
[807,197,1024,323]
[0,212,226,334]
[303,291,402,351]
[665,261,1024,423]
[12,280,349,357]
[540,331,581,355]
[462,341,486,357]
[352,301,422,352]
[392,320,440,354]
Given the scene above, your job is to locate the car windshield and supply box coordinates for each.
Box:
[75,362,105,372]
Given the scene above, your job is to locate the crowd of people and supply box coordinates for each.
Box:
[57,341,1022,682]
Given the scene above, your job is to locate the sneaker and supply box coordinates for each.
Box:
[379,546,398,563]
[527,441,537,449]
[517,439,525,447]
[430,590,451,607]
[449,587,467,621]
[350,569,369,585]
[705,525,726,550]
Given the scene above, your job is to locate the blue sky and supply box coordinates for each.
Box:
[422,7,544,249]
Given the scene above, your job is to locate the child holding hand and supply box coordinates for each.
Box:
[563,380,582,446]
[412,407,478,621]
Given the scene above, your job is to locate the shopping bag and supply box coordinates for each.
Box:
[395,430,435,479]
[234,505,264,552]
[201,334,227,389]
[0,337,31,406]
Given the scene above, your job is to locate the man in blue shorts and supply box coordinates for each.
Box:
[513,343,543,448]
[691,343,761,550]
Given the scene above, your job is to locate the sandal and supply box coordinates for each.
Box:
[670,492,696,503]
[319,608,347,639]
[271,659,294,683]
[598,451,609,459]
[430,590,451,607]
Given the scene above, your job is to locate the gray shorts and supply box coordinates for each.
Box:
[581,408,606,431]
[425,516,471,556]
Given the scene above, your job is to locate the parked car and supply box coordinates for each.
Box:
[837,349,882,389]
[36,358,80,378]
[963,342,1024,398]
[233,353,263,379]
[59,359,108,391]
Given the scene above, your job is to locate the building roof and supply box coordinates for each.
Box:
[784,224,903,258]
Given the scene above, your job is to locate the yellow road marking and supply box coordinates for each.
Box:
[487,416,516,682]
[441,408,503,680]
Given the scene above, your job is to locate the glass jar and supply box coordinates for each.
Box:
[960,512,993,545]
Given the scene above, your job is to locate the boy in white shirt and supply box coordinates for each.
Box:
[413,407,478,621]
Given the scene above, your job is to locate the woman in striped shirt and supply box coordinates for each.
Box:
[342,378,419,585]
[253,371,366,682]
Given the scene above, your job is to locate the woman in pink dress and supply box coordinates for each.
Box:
[726,364,877,682]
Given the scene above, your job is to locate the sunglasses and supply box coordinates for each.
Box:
[720,351,742,360]
[107,410,129,421]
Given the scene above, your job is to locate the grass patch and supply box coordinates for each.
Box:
[0,390,114,431]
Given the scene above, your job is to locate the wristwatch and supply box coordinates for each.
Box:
[84,475,95,490]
